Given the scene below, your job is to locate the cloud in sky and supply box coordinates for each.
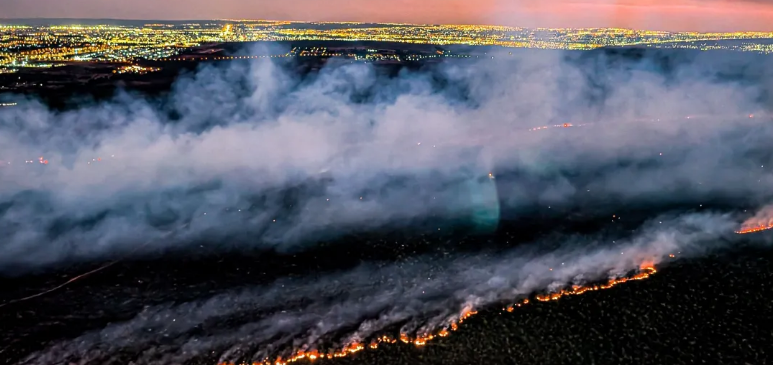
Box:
[1,0,773,31]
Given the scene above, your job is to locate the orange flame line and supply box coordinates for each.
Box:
[532,266,656,303]
[735,223,773,234]
[217,265,658,365]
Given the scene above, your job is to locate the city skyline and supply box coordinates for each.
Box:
[1,0,773,32]
[3,21,773,71]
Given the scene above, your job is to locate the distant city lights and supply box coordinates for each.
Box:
[1,21,773,71]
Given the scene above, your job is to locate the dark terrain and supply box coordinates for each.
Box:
[2,210,771,365]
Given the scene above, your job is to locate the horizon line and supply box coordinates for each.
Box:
[1,17,773,34]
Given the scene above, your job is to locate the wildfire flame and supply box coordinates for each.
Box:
[216,264,659,365]
[736,224,773,234]
[533,266,656,302]
[736,206,773,234]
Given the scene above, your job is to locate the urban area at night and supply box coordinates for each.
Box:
[2,20,773,70]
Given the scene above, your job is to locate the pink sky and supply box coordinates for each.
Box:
[1,0,772,32]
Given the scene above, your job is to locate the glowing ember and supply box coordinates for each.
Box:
[215,265,658,365]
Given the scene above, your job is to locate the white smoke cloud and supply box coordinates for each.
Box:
[1,46,771,271]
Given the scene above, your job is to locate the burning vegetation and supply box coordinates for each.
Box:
[217,264,659,365]
[736,205,773,234]
[736,224,773,234]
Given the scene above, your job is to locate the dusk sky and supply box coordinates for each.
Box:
[1,0,773,32]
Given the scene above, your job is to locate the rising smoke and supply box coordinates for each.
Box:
[3,43,773,363]
[16,211,742,365]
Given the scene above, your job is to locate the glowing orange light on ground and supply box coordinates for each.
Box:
[736,223,773,234]
[216,264,658,365]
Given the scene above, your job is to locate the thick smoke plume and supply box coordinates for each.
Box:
[1,45,772,270]
[4,44,773,363]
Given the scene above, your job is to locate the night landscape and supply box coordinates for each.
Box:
[2,2,773,365]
